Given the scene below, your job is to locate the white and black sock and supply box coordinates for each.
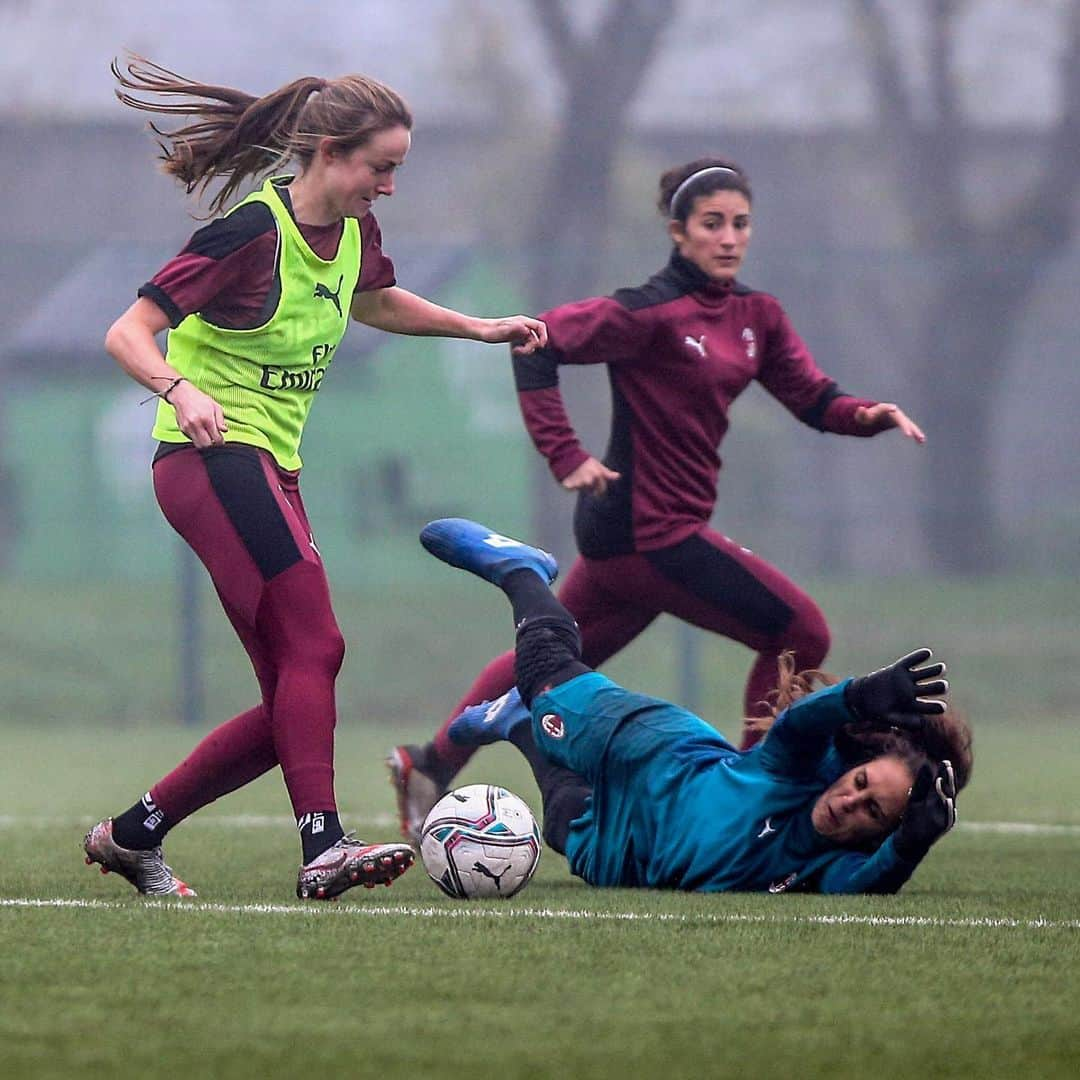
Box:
[111,792,169,850]
[297,810,344,863]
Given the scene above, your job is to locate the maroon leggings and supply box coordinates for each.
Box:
[148,445,345,824]
[432,525,829,766]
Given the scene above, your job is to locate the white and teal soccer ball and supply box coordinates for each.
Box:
[420,784,542,899]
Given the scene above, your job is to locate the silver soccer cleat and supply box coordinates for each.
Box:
[83,818,197,897]
[296,834,414,901]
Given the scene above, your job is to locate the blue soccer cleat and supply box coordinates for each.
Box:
[419,519,558,586]
[449,689,531,746]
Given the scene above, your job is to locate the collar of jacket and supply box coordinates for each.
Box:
[666,249,738,300]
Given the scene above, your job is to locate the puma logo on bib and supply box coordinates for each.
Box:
[313,274,344,317]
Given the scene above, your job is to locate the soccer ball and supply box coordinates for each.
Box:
[420,784,542,899]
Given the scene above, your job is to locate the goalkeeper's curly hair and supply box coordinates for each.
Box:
[750,652,974,791]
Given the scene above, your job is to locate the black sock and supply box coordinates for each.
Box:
[501,568,568,628]
[297,811,345,863]
[111,792,169,850]
[508,724,591,855]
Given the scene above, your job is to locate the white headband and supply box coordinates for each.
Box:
[669,166,741,217]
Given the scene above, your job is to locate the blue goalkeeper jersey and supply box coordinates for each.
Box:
[531,676,919,894]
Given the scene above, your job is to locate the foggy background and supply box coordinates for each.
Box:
[1,0,1077,729]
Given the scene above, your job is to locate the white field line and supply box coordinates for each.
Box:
[0,813,398,829]
[2,815,1079,835]
[1,897,1078,931]
[957,821,1080,835]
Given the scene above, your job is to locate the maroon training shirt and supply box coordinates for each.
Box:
[513,251,885,556]
[138,180,396,329]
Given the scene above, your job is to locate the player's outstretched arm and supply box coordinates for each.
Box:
[351,286,546,353]
[760,649,947,778]
[854,401,926,443]
[758,681,857,776]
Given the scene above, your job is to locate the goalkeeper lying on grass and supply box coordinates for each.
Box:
[419,518,973,894]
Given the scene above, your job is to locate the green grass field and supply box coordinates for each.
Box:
[2,576,1079,1079]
